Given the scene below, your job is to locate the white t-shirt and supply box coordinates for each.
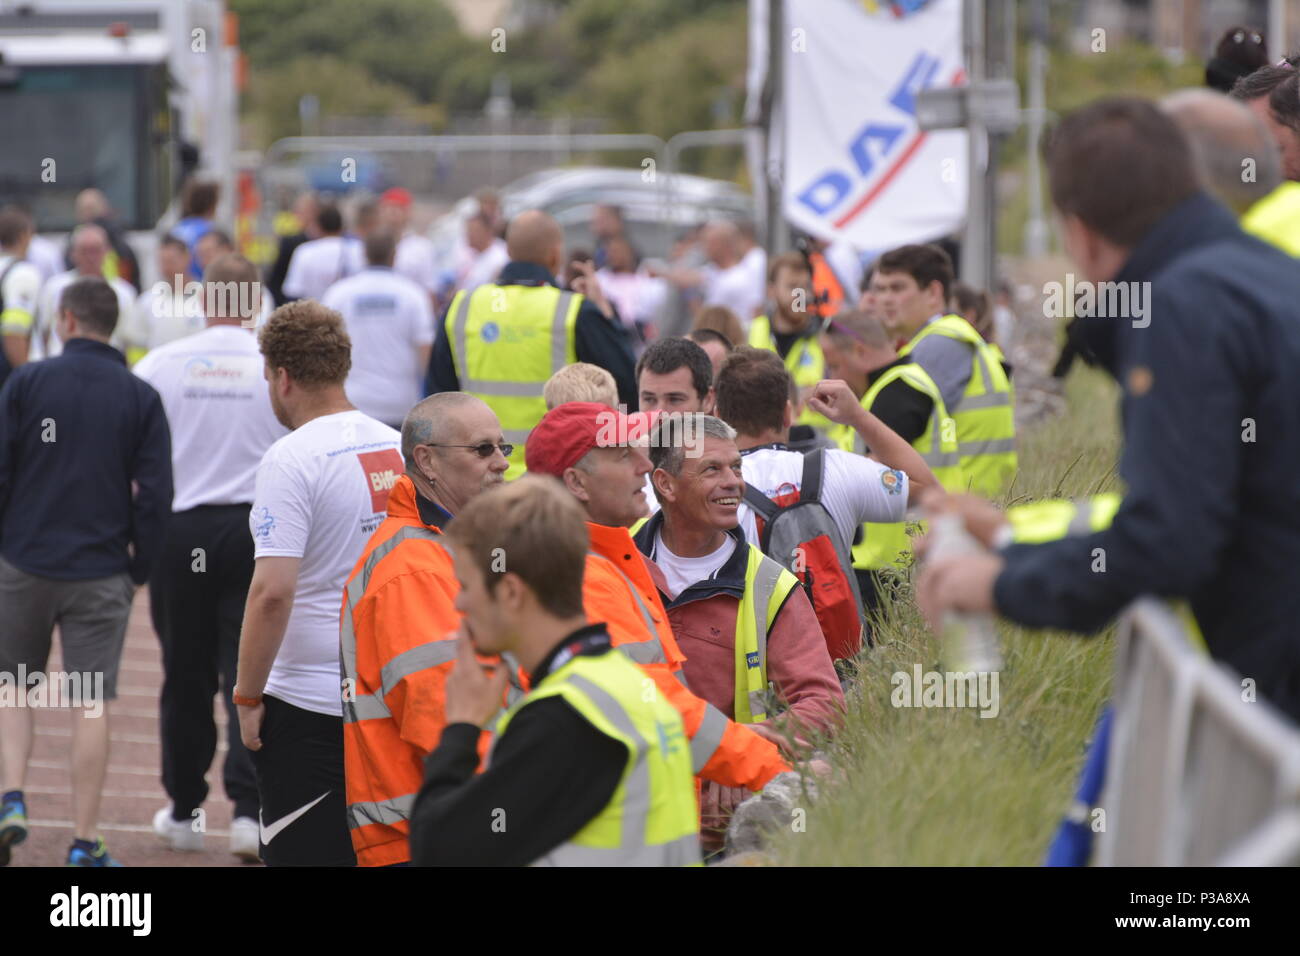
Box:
[394,233,437,292]
[0,255,43,341]
[703,259,764,328]
[134,324,287,511]
[321,267,435,426]
[650,531,738,601]
[597,269,668,328]
[737,445,908,545]
[121,284,205,354]
[283,236,366,302]
[454,238,509,294]
[24,235,65,285]
[32,269,135,359]
[250,410,403,716]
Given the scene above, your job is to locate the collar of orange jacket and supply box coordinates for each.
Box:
[386,474,421,521]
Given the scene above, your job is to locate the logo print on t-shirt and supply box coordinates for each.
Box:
[357,448,404,513]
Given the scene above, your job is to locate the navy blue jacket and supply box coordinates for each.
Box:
[995,192,1300,720]
[425,261,639,409]
[0,338,173,583]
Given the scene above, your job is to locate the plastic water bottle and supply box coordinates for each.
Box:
[926,513,1003,673]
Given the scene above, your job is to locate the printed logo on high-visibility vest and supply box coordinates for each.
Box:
[357,448,404,513]
[746,651,761,670]
[481,321,500,343]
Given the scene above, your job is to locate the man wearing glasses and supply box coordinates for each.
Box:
[339,392,509,866]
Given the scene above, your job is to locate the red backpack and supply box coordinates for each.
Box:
[743,447,869,661]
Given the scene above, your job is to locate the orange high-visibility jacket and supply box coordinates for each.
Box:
[341,478,789,866]
[583,522,790,790]
[340,476,462,868]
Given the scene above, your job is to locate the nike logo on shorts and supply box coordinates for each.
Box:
[259,791,330,844]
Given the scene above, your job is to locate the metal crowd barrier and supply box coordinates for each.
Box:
[1096,599,1300,866]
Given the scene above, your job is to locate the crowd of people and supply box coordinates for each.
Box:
[2,34,1300,867]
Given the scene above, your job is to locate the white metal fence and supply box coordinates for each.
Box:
[1096,599,1300,866]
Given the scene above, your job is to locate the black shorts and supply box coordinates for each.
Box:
[249,694,356,867]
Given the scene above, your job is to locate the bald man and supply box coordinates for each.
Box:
[37,225,136,359]
[425,209,637,477]
[341,392,510,866]
[1163,88,1300,256]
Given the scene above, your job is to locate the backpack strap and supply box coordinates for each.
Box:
[799,446,825,504]
[742,482,779,521]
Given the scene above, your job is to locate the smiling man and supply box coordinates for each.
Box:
[632,414,842,850]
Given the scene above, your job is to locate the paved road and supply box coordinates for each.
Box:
[12,587,252,867]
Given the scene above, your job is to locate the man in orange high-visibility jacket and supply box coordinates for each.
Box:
[524,402,791,782]
[340,393,509,867]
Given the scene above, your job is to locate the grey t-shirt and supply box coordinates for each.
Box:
[911,325,973,412]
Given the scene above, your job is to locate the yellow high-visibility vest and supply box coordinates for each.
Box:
[747,315,830,430]
[493,648,701,866]
[732,543,802,724]
[900,313,1017,497]
[1241,180,1300,258]
[831,361,963,571]
[446,283,581,479]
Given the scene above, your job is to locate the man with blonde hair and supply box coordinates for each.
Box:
[543,362,618,409]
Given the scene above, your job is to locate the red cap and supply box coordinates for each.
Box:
[526,403,654,476]
[380,187,412,207]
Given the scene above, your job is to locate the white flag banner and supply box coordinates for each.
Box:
[782,0,968,250]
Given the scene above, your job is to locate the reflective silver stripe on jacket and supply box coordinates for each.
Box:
[959,347,1011,410]
[1067,497,1096,537]
[347,792,416,830]
[340,525,444,726]
[690,703,729,773]
[452,287,575,395]
[534,831,701,867]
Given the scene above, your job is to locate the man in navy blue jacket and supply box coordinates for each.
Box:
[920,97,1300,723]
[0,276,172,866]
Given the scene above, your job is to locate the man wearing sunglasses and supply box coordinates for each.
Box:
[339,391,509,866]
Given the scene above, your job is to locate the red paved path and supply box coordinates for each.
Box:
[12,587,253,867]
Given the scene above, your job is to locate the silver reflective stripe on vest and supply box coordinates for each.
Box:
[347,792,416,830]
[503,428,531,445]
[461,378,546,397]
[960,390,1012,410]
[958,437,1017,456]
[551,291,574,372]
[340,525,444,726]
[560,673,650,850]
[589,550,666,667]
[690,703,729,773]
[746,557,786,722]
[921,406,962,467]
[452,286,574,395]
[1068,498,1095,537]
[536,831,701,867]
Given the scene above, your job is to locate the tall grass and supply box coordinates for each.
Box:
[769,367,1123,865]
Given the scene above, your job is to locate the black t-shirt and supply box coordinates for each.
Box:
[865,356,933,447]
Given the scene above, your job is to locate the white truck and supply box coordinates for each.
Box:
[0,0,240,286]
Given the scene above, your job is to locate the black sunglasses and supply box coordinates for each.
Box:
[423,442,514,459]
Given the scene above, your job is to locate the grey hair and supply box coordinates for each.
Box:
[400,392,486,466]
[648,414,735,477]
[1162,88,1282,214]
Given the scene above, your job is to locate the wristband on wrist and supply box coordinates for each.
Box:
[233,690,263,707]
